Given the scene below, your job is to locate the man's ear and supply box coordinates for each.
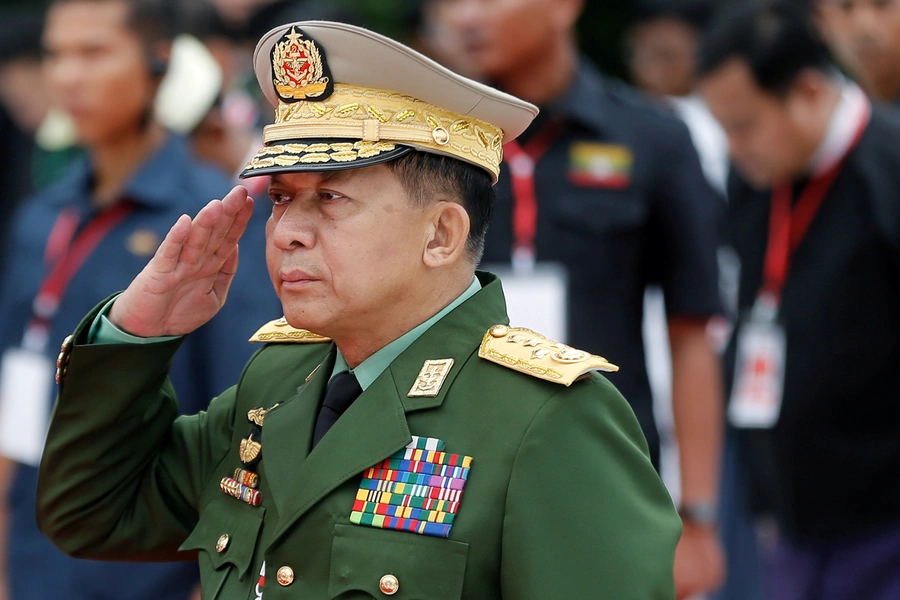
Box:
[423,201,470,268]
[787,67,830,108]
[147,40,172,79]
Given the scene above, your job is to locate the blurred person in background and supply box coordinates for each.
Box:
[699,2,900,599]
[626,0,727,194]
[817,0,900,106]
[0,9,48,209]
[0,10,45,288]
[627,4,761,599]
[0,0,280,598]
[0,9,80,260]
[429,0,725,598]
[179,1,267,198]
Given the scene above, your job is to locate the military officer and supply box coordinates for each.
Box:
[36,21,681,599]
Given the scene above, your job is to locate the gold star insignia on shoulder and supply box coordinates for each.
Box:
[249,317,332,343]
[479,325,618,386]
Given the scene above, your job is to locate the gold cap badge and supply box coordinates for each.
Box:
[272,26,334,102]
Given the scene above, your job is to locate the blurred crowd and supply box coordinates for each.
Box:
[0,0,898,599]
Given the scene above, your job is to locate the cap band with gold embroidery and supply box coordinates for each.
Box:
[240,22,538,183]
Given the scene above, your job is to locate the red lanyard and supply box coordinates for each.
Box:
[762,107,870,298]
[31,201,135,325]
[503,121,563,260]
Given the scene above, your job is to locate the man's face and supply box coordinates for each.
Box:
[700,59,813,187]
[265,165,432,338]
[818,0,900,98]
[429,0,570,79]
[43,0,156,147]
[628,17,699,98]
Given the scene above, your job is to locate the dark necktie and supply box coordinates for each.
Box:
[311,371,362,448]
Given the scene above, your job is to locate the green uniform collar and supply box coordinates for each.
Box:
[331,276,482,389]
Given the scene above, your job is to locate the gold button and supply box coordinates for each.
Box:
[379,574,399,595]
[276,566,294,586]
[432,126,450,146]
[489,325,509,337]
[215,534,229,553]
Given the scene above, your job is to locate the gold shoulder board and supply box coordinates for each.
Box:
[249,317,332,343]
[478,325,618,386]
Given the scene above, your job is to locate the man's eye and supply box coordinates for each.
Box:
[319,191,345,202]
[268,191,292,205]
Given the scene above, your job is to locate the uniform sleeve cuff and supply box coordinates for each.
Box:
[88,295,183,345]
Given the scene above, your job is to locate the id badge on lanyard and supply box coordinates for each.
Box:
[0,203,132,465]
[729,293,786,428]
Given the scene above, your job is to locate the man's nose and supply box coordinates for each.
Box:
[271,202,317,250]
[45,54,83,93]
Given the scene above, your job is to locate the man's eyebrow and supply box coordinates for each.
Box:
[268,171,352,187]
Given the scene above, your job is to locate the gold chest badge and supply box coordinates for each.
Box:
[408,359,454,398]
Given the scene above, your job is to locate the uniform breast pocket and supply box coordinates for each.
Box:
[180,500,265,599]
[328,523,468,599]
[550,186,648,237]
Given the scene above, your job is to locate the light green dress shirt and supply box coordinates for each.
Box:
[330,277,480,389]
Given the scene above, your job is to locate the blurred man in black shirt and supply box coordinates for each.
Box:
[700,2,900,598]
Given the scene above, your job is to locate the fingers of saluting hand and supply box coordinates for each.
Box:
[179,198,224,266]
[212,245,240,303]
[151,213,193,275]
[176,186,254,270]
[217,188,255,261]
[204,186,252,262]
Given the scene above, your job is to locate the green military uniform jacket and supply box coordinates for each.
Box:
[37,273,680,599]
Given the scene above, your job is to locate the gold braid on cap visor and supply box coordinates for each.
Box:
[248,83,505,181]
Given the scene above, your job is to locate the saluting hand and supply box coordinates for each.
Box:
[109,186,255,338]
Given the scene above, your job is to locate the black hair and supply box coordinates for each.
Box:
[632,0,714,30]
[178,0,238,43]
[385,151,495,263]
[0,9,44,65]
[698,0,832,95]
